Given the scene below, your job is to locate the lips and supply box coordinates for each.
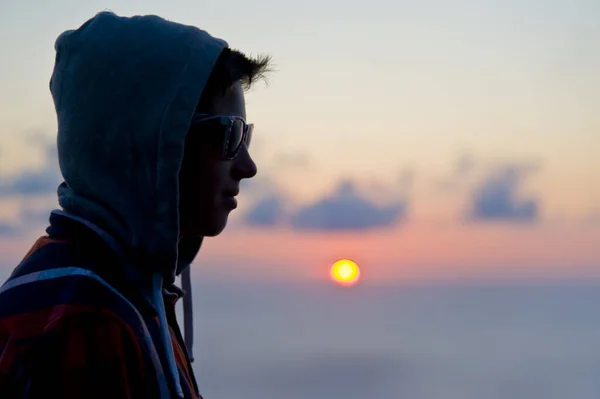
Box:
[223,188,239,209]
[223,188,239,197]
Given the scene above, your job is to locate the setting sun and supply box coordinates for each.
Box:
[330,259,361,286]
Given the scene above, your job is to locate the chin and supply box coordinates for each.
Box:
[203,226,226,237]
[201,216,229,237]
[181,210,231,238]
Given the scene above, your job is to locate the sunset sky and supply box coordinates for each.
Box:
[0,0,598,284]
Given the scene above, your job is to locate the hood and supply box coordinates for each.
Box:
[50,11,228,398]
[50,11,227,285]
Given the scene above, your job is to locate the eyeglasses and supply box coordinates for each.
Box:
[190,113,253,160]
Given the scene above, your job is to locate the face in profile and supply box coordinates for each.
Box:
[178,82,257,237]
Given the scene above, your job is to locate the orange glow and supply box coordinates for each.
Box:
[330,259,360,286]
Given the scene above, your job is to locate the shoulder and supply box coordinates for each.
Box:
[0,304,145,369]
[0,237,159,398]
[1,236,154,341]
[0,240,147,382]
[0,308,148,399]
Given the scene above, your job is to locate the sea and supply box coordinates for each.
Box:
[183,279,600,399]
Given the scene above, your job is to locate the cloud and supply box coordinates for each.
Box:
[0,136,58,236]
[0,168,61,196]
[456,153,476,176]
[243,195,286,227]
[0,138,61,196]
[0,222,20,238]
[397,168,415,193]
[0,207,51,238]
[290,180,407,231]
[466,164,540,223]
[240,174,280,198]
[438,153,476,192]
[434,153,543,224]
[242,179,408,231]
[239,172,289,227]
[19,208,51,227]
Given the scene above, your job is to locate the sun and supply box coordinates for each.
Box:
[330,259,361,286]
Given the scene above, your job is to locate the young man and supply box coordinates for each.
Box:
[0,11,270,399]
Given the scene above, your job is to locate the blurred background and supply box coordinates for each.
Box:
[1,0,599,397]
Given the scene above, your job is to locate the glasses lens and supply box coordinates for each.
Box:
[246,124,253,149]
[227,119,244,156]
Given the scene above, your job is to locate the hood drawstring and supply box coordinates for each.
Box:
[152,274,184,399]
[181,267,194,362]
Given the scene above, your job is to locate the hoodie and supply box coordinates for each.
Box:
[0,11,228,399]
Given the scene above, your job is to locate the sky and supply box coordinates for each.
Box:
[0,0,598,284]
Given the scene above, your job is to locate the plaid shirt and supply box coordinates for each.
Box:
[0,217,201,399]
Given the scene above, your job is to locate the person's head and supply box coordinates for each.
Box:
[51,11,272,280]
[178,48,271,238]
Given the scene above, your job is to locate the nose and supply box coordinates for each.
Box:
[232,146,257,180]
